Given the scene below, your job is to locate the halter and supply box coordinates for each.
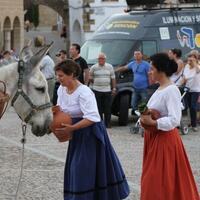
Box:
[11,60,52,123]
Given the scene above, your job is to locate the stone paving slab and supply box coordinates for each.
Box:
[0,108,199,200]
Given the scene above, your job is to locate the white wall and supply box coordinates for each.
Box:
[85,0,127,41]
[69,0,84,45]
[68,0,127,44]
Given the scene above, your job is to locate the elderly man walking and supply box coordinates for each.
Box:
[89,53,116,128]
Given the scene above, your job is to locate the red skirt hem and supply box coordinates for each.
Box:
[140,128,200,200]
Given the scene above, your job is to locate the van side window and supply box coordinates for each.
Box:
[142,41,157,59]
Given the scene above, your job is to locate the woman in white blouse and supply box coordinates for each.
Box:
[140,53,199,200]
[54,59,129,200]
[168,48,184,86]
[182,53,200,131]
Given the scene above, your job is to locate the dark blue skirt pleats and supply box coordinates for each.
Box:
[64,119,130,200]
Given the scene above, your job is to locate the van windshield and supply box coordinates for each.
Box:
[81,40,134,66]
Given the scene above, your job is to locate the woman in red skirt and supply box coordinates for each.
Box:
[140,53,200,200]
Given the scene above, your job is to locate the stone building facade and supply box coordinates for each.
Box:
[39,5,58,29]
[0,0,24,52]
[29,0,127,44]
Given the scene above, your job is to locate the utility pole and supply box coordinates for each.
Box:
[64,0,70,56]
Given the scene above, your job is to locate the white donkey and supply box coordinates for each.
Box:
[0,44,53,136]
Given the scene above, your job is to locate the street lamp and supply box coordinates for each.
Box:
[83,2,91,13]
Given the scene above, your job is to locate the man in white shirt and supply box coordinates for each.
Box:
[40,52,55,102]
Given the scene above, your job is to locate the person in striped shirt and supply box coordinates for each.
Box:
[89,53,116,128]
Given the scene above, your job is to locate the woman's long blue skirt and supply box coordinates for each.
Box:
[64,119,130,200]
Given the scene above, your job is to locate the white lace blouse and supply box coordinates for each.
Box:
[147,84,182,131]
[57,84,101,122]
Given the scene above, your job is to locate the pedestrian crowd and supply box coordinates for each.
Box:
[1,44,199,199]
[43,44,199,200]
[0,49,19,66]
[2,45,200,131]
[117,48,200,132]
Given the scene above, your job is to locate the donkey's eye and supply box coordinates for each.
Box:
[35,87,45,93]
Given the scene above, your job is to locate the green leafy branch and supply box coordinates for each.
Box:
[138,101,148,114]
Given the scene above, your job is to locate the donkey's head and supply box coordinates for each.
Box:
[12,42,53,136]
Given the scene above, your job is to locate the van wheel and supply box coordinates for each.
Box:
[118,94,129,126]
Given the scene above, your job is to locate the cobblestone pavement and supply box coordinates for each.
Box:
[0,108,199,200]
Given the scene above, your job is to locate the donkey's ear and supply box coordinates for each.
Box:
[19,40,34,62]
[30,42,54,67]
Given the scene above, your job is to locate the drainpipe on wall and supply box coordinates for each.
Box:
[64,0,70,56]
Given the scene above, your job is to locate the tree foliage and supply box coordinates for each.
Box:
[25,4,39,28]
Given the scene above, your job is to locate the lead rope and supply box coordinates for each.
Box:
[15,122,27,200]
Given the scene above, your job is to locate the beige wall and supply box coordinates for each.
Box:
[0,0,24,52]
[39,5,57,28]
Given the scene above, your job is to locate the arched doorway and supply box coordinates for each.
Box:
[28,0,66,24]
[72,20,82,45]
[12,17,21,51]
[3,17,11,50]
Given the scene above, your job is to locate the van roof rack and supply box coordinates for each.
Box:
[126,3,200,12]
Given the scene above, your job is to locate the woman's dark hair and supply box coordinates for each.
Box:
[3,50,10,56]
[171,48,182,58]
[55,59,81,78]
[150,53,178,77]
